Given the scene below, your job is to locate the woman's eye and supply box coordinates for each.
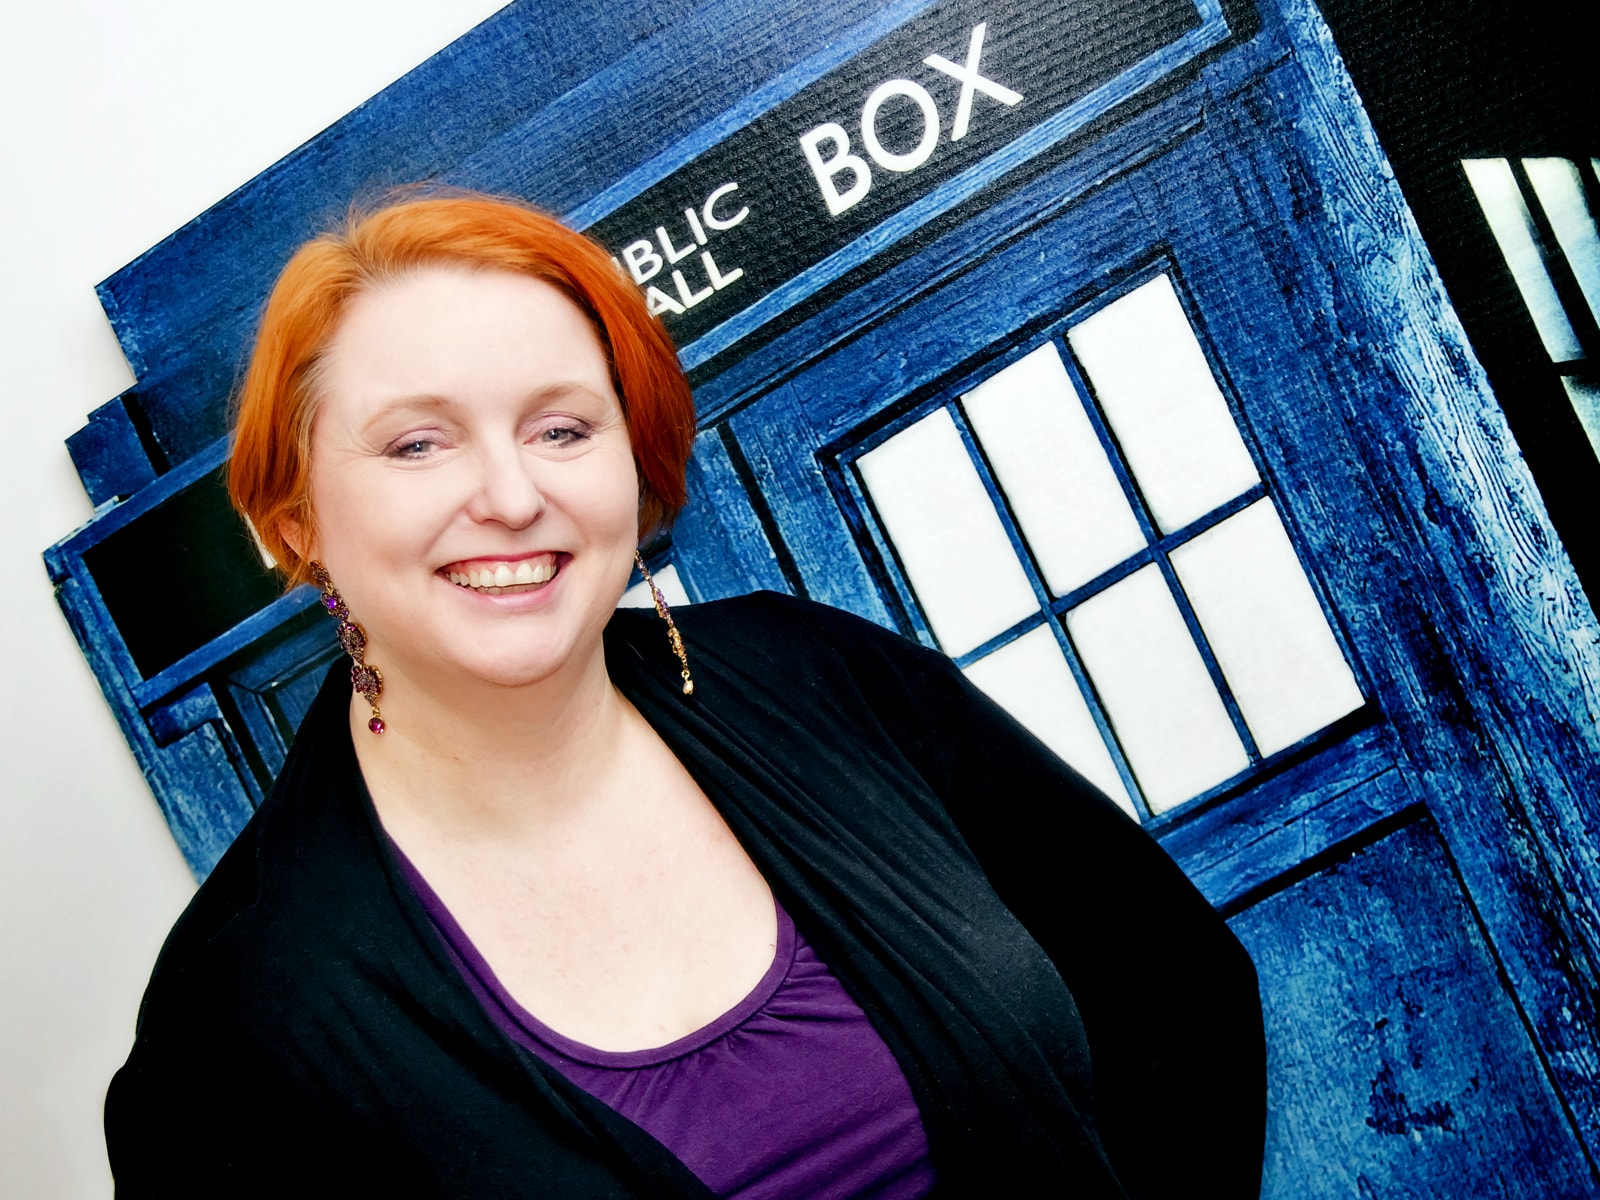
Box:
[387,437,439,459]
[536,424,590,447]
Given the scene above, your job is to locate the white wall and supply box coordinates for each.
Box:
[0,2,508,1193]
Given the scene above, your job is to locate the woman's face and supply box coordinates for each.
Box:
[291,265,640,695]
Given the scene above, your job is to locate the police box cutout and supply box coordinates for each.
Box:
[579,0,1228,370]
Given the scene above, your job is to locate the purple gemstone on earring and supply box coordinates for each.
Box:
[368,716,386,735]
[337,622,367,658]
[322,594,340,612]
[351,663,384,703]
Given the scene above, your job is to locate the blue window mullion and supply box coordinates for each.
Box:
[950,612,1050,669]
[1150,546,1263,763]
[1048,548,1156,615]
[1054,309,1265,764]
[1153,482,1268,552]
[1050,329,1166,551]
[947,397,1154,819]
[1048,616,1155,821]
[947,401,1058,613]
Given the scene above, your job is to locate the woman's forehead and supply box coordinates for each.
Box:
[315,266,616,416]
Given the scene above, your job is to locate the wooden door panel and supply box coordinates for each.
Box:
[1237,816,1592,1199]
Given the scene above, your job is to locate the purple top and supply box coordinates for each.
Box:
[392,846,936,1199]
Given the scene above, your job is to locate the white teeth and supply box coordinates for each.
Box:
[449,559,558,591]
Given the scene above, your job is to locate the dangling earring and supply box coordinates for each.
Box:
[635,552,694,696]
[309,561,387,734]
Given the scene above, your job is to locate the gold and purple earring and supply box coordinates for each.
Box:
[635,552,694,696]
[309,561,387,734]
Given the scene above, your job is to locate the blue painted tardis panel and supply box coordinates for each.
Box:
[44,0,1600,1190]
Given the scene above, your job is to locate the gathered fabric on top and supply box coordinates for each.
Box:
[394,844,936,1200]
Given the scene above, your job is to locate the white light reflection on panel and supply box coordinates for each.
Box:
[1525,157,1600,328]
[1562,376,1600,462]
[963,625,1136,815]
[1066,563,1248,812]
[1066,274,1259,534]
[859,409,1039,657]
[962,343,1146,597]
[1170,500,1363,756]
[619,562,691,609]
[1463,158,1583,362]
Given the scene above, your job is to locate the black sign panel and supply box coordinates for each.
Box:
[587,0,1201,353]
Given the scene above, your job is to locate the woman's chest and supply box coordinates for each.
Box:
[406,774,781,1053]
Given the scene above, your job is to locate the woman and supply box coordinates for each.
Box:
[106,194,1266,1198]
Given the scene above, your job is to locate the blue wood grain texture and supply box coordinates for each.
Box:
[1234,817,1594,1198]
[672,427,793,600]
[727,384,892,621]
[224,617,342,780]
[1160,721,1416,908]
[66,394,157,506]
[1195,0,1600,1151]
[48,577,255,876]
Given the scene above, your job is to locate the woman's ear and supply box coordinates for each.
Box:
[276,513,312,565]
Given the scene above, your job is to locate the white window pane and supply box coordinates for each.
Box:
[1463,158,1584,362]
[859,409,1039,656]
[619,562,690,609]
[1562,375,1600,463]
[1066,274,1259,533]
[963,625,1136,816]
[1524,157,1600,328]
[962,343,1146,596]
[1171,500,1364,756]
[1066,563,1248,812]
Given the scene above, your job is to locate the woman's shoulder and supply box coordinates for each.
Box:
[610,590,971,755]
[649,589,947,672]
[122,665,392,1051]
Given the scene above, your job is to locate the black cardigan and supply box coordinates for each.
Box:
[106,592,1265,1198]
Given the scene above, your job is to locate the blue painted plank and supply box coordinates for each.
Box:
[672,427,792,600]
[66,394,158,506]
[725,384,892,622]
[130,587,323,710]
[49,576,254,877]
[1235,817,1594,1198]
[226,619,342,779]
[1165,22,1600,1149]
[1157,720,1411,907]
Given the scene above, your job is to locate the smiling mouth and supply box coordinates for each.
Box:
[442,554,560,594]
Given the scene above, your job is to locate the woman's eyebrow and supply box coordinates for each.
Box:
[357,381,613,435]
[358,394,454,434]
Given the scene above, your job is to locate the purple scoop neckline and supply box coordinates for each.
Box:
[389,836,797,1070]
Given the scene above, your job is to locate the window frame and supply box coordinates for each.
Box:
[822,257,1374,823]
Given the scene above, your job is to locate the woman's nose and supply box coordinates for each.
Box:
[466,445,546,529]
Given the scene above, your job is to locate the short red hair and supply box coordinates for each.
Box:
[228,193,696,587]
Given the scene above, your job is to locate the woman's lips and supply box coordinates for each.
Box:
[440,552,561,592]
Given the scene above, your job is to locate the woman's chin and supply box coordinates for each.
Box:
[431,644,594,694]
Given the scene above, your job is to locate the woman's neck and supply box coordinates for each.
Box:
[347,642,637,847]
